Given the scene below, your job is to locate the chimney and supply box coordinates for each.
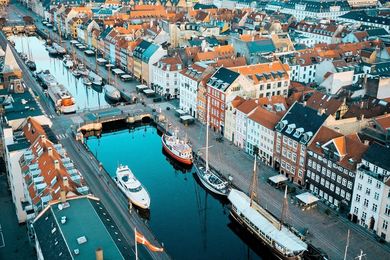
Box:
[364,140,370,146]
[96,248,103,260]
[303,101,307,107]
[54,160,60,170]
[48,147,53,157]
[41,135,46,144]
[317,108,325,116]
[63,176,69,187]
[60,190,66,203]
[28,122,31,131]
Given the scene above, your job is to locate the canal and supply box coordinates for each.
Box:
[11,35,109,110]
[85,125,266,260]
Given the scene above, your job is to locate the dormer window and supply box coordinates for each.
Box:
[286,124,296,134]
[293,127,304,138]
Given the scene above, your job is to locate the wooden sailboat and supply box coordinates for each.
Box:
[228,157,308,259]
[194,94,229,196]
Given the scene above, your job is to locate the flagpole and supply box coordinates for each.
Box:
[135,227,138,260]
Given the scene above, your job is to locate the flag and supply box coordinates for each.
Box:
[135,231,164,252]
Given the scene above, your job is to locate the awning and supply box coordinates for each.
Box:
[296,192,319,205]
[268,174,288,184]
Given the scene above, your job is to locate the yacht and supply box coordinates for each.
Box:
[77,63,89,76]
[83,77,92,87]
[161,131,192,165]
[52,42,66,55]
[114,165,150,209]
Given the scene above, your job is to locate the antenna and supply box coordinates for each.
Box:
[249,155,258,207]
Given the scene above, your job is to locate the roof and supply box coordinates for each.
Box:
[7,141,30,152]
[231,96,246,108]
[305,92,343,116]
[296,192,319,205]
[33,197,129,260]
[207,67,240,92]
[363,142,390,171]
[4,87,43,121]
[2,44,21,74]
[308,126,368,170]
[141,43,159,63]
[248,106,284,129]
[23,117,47,143]
[236,99,258,114]
[375,114,390,130]
[230,61,289,84]
[246,39,275,54]
[275,102,328,144]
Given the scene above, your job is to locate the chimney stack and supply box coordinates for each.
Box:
[317,108,325,116]
[48,147,53,157]
[96,248,103,260]
[54,160,60,170]
[60,190,66,203]
[63,176,69,188]
[40,135,46,144]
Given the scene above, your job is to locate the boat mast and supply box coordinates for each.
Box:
[279,185,288,230]
[249,155,258,207]
[205,93,210,172]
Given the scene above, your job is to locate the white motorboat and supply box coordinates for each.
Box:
[88,71,103,86]
[72,69,81,78]
[77,63,89,76]
[62,55,74,68]
[104,84,121,101]
[52,42,66,55]
[114,165,150,209]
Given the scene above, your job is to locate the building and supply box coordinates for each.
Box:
[361,114,390,145]
[350,143,390,239]
[206,67,253,133]
[274,102,329,185]
[306,126,368,211]
[230,61,291,98]
[246,97,287,165]
[32,195,131,259]
[234,99,259,149]
[305,91,348,120]
[152,56,183,99]
[347,0,377,8]
[338,11,390,32]
[179,63,215,118]
[224,96,245,142]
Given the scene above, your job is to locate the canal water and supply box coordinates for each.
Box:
[11,35,109,110]
[85,125,266,260]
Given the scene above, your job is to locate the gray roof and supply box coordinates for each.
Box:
[246,39,275,54]
[207,67,240,92]
[3,88,43,121]
[33,197,131,260]
[275,102,328,144]
[363,143,390,171]
[340,11,390,26]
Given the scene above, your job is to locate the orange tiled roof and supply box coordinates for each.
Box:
[23,117,46,143]
[375,114,390,130]
[230,61,290,84]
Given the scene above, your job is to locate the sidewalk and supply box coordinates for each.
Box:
[154,101,390,260]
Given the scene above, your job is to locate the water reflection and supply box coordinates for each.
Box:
[86,126,263,260]
[11,35,109,110]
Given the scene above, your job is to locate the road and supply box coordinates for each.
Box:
[7,2,390,259]
[1,6,170,260]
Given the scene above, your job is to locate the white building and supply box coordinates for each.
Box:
[151,56,183,99]
[350,143,390,238]
[224,96,245,142]
[179,63,214,118]
[245,99,287,166]
[234,99,258,149]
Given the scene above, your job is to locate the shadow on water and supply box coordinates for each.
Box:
[161,148,192,173]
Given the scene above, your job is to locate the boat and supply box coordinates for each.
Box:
[103,84,121,101]
[77,63,89,76]
[52,42,66,55]
[228,158,308,259]
[114,165,150,209]
[46,46,58,56]
[83,77,92,86]
[72,69,81,78]
[194,96,229,196]
[47,83,77,114]
[36,70,57,89]
[62,55,74,68]
[161,130,192,165]
[26,60,36,71]
[88,71,103,86]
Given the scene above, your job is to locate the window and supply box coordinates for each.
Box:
[385,204,390,216]
[357,184,362,191]
[336,187,340,195]
[337,175,342,184]
[366,188,371,196]
[376,181,381,189]
[331,172,336,180]
[383,220,389,230]
[363,199,369,207]
[368,177,372,184]
[342,178,347,187]
[374,192,379,200]
[372,204,377,212]
[354,207,359,214]
[347,181,353,189]
[356,194,361,202]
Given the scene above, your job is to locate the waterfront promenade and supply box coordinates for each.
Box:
[6,2,390,259]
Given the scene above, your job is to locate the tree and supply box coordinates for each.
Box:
[23,16,33,25]
[0,17,6,28]
[253,145,259,157]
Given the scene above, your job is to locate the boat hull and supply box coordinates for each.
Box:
[114,177,150,209]
[162,138,192,165]
[194,163,228,196]
[229,209,303,260]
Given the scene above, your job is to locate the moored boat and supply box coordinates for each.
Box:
[62,55,74,68]
[103,84,121,101]
[77,63,89,76]
[114,165,150,209]
[88,71,103,86]
[36,70,57,89]
[46,46,58,56]
[26,60,36,71]
[228,157,308,259]
[161,132,192,165]
[194,94,229,196]
[52,42,66,55]
[47,83,76,114]
[72,69,81,78]
[83,77,92,86]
